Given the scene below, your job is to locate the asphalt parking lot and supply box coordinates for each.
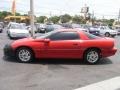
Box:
[0,30,120,90]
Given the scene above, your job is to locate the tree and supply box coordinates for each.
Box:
[102,19,115,26]
[80,18,86,24]
[37,16,47,23]
[15,12,21,16]
[0,11,12,21]
[108,19,115,26]
[72,15,82,24]
[49,16,60,24]
[0,11,22,21]
[60,14,72,23]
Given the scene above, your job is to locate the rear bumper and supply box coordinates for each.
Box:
[4,44,15,57]
[102,47,117,57]
[111,33,117,36]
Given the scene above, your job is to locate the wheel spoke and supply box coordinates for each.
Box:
[18,49,31,62]
[87,50,99,63]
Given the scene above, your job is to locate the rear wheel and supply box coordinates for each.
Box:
[84,49,100,64]
[16,47,34,63]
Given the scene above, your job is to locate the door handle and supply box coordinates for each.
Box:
[73,43,78,46]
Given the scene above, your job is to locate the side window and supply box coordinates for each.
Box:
[84,32,100,39]
[100,27,104,30]
[48,32,80,40]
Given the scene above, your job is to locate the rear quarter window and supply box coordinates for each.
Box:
[84,32,100,39]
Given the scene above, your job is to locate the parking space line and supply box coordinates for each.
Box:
[74,77,120,90]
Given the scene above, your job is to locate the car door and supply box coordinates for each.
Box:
[44,31,81,59]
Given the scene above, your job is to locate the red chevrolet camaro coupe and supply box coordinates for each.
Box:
[4,29,117,64]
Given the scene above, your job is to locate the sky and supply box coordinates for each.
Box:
[0,0,120,19]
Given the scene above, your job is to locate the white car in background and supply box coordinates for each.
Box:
[72,24,89,32]
[97,26,117,37]
[7,22,30,39]
[36,23,46,33]
[26,25,38,33]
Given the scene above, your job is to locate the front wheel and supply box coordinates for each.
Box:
[16,47,34,63]
[105,32,110,37]
[84,49,100,64]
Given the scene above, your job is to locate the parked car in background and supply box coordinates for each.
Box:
[97,26,117,37]
[117,29,120,35]
[36,24,46,33]
[113,26,120,35]
[62,23,89,32]
[80,24,100,36]
[4,29,117,64]
[88,26,100,36]
[0,24,3,33]
[45,24,65,32]
[26,25,38,33]
[7,22,29,39]
[20,23,26,27]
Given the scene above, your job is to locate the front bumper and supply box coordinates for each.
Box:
[10,33,29,38]
[4,44,15,57]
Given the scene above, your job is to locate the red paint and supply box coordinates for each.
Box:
[11,30,117,60]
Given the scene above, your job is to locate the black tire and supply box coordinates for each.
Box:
[84,49,100,64]
[105,32,110,37]
[8,34,13,39]
[9,36,13,39]
[16,47,34,63]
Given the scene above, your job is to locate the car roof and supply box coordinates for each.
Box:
[56,29,84,33]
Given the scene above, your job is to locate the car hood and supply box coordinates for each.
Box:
[99,29,117,33]
[13,37,34,43]
[9,29,29,33]
[11,37,45,47]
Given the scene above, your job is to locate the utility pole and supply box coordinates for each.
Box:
[59,11,62,24]
[92,11,94,25]
[12,0,16,22]
[102,15,104,21]
[118,9,120,24]
[49,11,52,23]
[30,0,35,38]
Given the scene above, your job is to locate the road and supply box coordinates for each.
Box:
[0,30,120,90]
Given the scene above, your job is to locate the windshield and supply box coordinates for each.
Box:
[99,26,111,30]
[89,26,99,30]
[10,24,26,29]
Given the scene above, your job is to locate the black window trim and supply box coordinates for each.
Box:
[46,31,80,41]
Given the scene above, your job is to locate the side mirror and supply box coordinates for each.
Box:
[44,39,50,43]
